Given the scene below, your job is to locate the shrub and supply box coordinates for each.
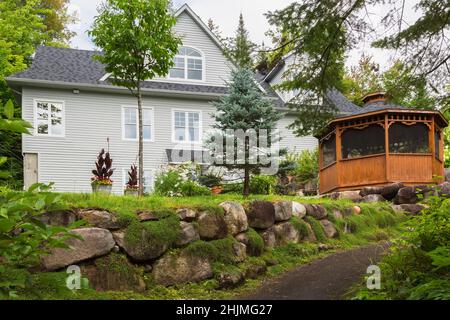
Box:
[91,148,115,186]
[180,180,212,196]
[280,149,318,185]
[125,164,138,190]
[250,175,277,195]
[198,174,222,188]
[185,236,239,265]
[154,170,183,197]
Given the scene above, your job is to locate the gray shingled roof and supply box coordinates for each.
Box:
[9,46,283,100]
[324,89,361,115]
[345,100,409,116]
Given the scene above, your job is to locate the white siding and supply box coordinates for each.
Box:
[22,87,218,194]
[277,114,318,153]
[269,55,299,103]
[153,11,233,87]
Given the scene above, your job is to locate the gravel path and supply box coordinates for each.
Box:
[241,243,389,300]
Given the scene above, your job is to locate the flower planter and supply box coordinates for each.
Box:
[211,186,223,195]
[124,189,139,197]
[92,184,112,194]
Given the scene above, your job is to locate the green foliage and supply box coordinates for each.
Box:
[249,175,277,195]
[154,170,183,197]
[207,68,283,196]
[154,169,211,197]
[229,14,256,68]
[280,149,319,185]
[0,183,81,298]
[304,216,326,242]
[89,0,180,91]
[354,195,450,300]
[342,57,435,108]
[180,180,212,197]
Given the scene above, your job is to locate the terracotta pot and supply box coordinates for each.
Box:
[211,186,223,195]
[92,184,112,194]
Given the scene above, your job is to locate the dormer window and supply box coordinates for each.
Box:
[169,46,204,81]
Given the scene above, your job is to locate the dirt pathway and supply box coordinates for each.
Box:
[241,243,389,300]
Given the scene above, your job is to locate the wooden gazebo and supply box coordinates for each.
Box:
[318,93,448,194]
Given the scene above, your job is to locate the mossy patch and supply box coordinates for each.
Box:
[124,215,180,250]
[185,236,238,265]
[290,216,311,239]
[304,216,327,242]
[245,228,265,256]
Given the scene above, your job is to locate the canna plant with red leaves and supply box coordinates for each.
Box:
[126,164,138,190]
[91,149,115,186]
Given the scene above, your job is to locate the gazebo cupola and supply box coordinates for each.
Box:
[317,92,448,194]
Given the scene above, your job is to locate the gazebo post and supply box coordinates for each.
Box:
[335,124,342,188]
[385,114,390,183]
[430,117,435,161]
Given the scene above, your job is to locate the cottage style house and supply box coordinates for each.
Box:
[7,4,324,194]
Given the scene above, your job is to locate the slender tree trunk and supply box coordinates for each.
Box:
[243,166,250,197]
[137,86,144,196]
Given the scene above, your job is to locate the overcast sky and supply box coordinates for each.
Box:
[67,0,421,70]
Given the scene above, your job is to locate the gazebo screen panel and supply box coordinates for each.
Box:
[341,125,385,159]
[389,123,429,154]
[322,133,336,167]
[435,130,440,159]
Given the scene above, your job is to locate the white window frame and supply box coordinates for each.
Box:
[121,106,155,142]
[122,168,154,194]
[33,99,65,137]
[171,109,203,144]
[168,46,206,83]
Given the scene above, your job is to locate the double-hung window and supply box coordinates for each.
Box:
[122,107,153,141]
[35,100,64,137]
[173,110,201,143]
[169,46,204,81]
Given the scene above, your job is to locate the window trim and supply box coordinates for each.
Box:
[167,46,206,83]
[121,106,155,142]
[122,168,154,195]
[171,108,203,144]
[33,99,65,138]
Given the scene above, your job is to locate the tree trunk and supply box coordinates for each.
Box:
[243,166,250,197]
[137,86,144,196]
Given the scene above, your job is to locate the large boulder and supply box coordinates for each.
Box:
[113,230,168,262]
[175,222,200,247]
[320,220,338,238]
[258,228,276,248]
[437,182,450,198]
[330,191,362,202]
[217,271,245,289]
[81,253,146,292]
[394,185,432,204]
[273,222,300,245]
[41,228,115,271]
[219,202,248,235]
[176,208,197,222]
[77,209,121,230]
[360,182,404,200]
[38,211,77,227]
[244,263,267,279]
[232,242,247,263]
[136,211,159,222]
[305,204,327,220]
[391,204,426,215]
[274,201,306,221]
[247,201,275,229]
[331,209,343,220]
[152,251,213,286]
[362,194,386,203]
[197,211,228,240]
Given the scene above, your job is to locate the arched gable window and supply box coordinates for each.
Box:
[169,46,204,81]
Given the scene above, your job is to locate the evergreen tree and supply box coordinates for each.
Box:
[209,69,282,196]
[230,14,255,68]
